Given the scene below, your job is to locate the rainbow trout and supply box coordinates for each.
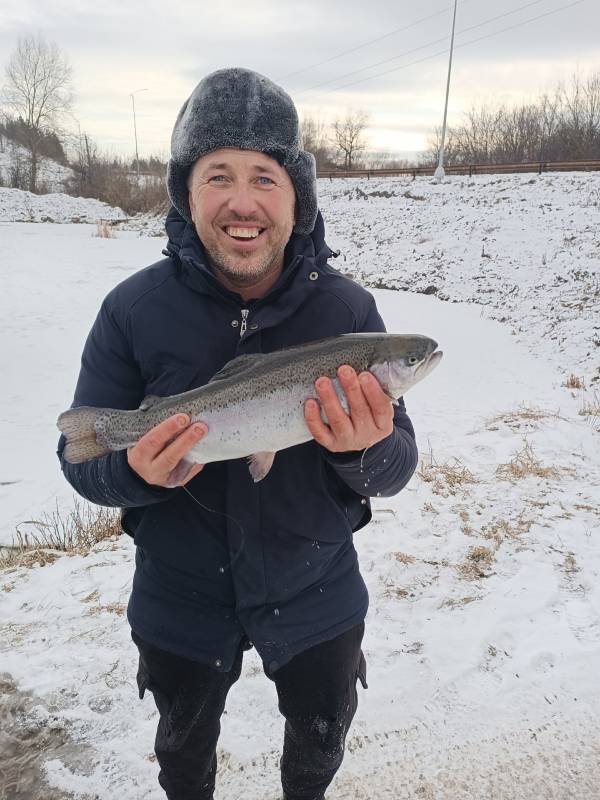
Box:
[58,333,442,482]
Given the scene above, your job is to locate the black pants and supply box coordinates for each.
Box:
[132,624,367,800]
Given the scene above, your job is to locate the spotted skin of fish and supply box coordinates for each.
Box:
[58,333,442,481]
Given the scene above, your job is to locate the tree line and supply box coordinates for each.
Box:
[425,71,600,166]
[1,33,599,215]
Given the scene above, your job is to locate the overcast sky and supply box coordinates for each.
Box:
[1,0,597,159]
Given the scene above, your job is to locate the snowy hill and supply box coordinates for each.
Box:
[0,186,126,224]
[1,172,599,799]
[0,138,74,193]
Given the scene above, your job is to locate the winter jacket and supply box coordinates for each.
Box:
[57,207,418,672]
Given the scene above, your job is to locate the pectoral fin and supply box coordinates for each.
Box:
[247,451,276,482]
[166,457,195,488]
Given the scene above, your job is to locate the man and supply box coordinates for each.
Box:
[58,68,418,800]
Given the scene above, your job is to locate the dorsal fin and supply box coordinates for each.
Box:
[139,394,162,411]
[209,353,267,383]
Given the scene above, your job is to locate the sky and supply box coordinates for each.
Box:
[0,0,598,160]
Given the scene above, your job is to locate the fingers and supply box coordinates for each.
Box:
[305,367,394,453]
[304,397,336,450]
[128,413,208,487]
[356,371,394,433]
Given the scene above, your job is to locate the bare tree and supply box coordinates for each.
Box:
[331,109,369,169]
[3,34,73,192]
[299,114,335,170]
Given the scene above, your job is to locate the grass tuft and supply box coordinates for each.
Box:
[496,440,561,482]
[458,545,495,580]
[564,374,585,390]
[93,220,116,238]
[486,404,561,432]
[578,390,600,431]
[417,455,478,497]
[0,500,122,571]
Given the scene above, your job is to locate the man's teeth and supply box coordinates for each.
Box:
[225,226,262,239]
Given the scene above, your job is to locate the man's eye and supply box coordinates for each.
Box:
[208,175,227,182]
[257,176,274,185]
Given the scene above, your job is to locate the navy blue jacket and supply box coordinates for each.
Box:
[58,207,418,673]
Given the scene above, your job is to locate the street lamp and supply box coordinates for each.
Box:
[434,0,458,182]
[130,89,148,181]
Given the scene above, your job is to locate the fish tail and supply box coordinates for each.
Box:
[57,406,112,464]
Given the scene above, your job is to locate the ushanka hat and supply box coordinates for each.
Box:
[167,67,318,236]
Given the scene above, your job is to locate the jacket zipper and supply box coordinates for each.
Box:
[240,308,249,338]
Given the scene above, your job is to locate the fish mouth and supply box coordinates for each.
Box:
[417,349,443,377]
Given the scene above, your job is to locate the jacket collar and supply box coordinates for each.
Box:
[163,206,334,310]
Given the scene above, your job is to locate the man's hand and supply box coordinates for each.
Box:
[127,414,208,487]
[304,365,394,453]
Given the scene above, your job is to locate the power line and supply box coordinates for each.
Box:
[277,1,473,83]
[330,0,584,93]
[293,0,566,96]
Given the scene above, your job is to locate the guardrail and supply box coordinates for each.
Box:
[316,160,600,180]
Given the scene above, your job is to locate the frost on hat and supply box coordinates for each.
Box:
[167,67,318,236]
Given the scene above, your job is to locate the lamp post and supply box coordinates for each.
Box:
[130,89,148,181]
[434,0,458,182]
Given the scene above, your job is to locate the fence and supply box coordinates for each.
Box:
[316,160,600,180]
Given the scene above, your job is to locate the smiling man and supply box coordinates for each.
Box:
[58,68,419,800]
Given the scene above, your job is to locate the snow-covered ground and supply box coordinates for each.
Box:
[1,173,599,799]
[0,140,74,193]
[0,186,125,223]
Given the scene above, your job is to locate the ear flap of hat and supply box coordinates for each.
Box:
[167,160,193,224]
[287,150,318,236]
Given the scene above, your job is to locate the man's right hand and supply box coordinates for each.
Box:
[127,414,207,488]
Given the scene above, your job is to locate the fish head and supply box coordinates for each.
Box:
[368,334,442,400]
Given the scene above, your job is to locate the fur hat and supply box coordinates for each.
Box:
[167,67,318,236]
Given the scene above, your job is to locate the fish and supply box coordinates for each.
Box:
[57,333,442,482]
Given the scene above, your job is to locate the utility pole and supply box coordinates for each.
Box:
[434,0,458,182]
[130,89,147,181]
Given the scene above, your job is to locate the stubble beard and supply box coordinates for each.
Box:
[205,237,285,288]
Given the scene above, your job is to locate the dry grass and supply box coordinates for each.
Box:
[382,586,410,600]
[578,391,600,430]
[442,595,478,609]
[458,545,496,580]
[481,514,533,546]
[564,374,586,390]
[0,500,122,571]
[496,440,562,482]
[391,552,416,565]
[93,220,116,238]
[485,404,561,432]
[564,553,580,574]
[418,455,478,497]
[84,602,126,617]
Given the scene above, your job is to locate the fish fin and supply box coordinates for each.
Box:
[209,353,268,383]
[165,458,196,488]
[139,394,162,411]
[57,406,112,464]
[247,451,276,482]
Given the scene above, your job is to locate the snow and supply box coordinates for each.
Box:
[0,139,74,192]
[0,186,126,223]
[1,173,599,798]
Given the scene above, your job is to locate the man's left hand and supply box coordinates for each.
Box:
[304,365,394,453]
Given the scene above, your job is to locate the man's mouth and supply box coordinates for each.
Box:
[223,225,265,241]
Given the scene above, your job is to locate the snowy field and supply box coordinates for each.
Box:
[1,173,599,799]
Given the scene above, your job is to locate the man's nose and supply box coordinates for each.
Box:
[226,181,259,218]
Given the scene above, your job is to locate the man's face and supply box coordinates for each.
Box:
[188,148,297,290]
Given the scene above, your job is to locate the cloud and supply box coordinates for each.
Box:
[0,0,595,157]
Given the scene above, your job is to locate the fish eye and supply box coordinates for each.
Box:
[408,355,418,365]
